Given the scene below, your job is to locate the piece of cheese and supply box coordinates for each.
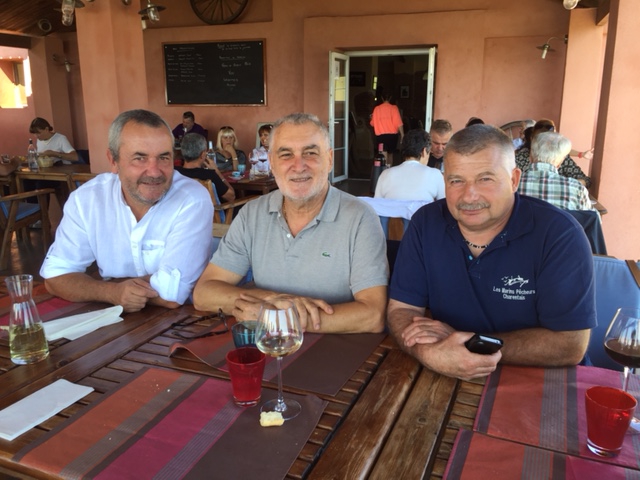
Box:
[260,411,285,427]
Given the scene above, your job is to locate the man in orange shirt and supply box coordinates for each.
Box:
[370,94,404,165]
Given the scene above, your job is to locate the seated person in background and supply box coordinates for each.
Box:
[29,117,79,164]
[41,109,213,312]
[172,111,207,143]
[214,126,246,172]
[387,124,595,380]
[515,118,592,187]
[374,129,445,202]
[518,132,596,211]
[427,119,453,172]
[194,113,388,333]
[249,123,273,174]
[176,133,235,203]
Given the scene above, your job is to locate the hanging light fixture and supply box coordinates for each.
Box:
[52,54,75,73]
[138,0,166,23]
[61,0,76,26]
[563,0,580,9]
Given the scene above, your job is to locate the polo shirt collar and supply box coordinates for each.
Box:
[529,162,559,174]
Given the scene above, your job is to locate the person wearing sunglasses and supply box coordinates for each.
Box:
[214,126,246,173]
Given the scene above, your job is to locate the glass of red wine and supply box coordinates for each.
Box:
[604,307,640,431]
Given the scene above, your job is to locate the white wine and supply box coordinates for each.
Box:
[257,334,302,357]
[10,324,49,365]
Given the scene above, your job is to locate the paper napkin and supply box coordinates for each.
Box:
[44,305,124,341]
[0,380,94,441]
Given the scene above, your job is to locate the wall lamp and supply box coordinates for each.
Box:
[536,35,568,59]
[138,0,166,23]
[53,54,74,73]
[563,0,580,9]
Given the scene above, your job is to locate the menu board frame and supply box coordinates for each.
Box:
[163,40,266,106]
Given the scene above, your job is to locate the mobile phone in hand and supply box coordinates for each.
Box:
[464,334,503,355]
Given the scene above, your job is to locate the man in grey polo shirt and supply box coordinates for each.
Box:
[194,113,388,333]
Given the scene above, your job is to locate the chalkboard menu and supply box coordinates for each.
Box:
[164,40,266,106]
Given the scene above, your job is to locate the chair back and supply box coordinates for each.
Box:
[68,172,98,191]
[589,256,640,370]
[193,178,226,223]
[567,210,607,255]
[358,197,429,240]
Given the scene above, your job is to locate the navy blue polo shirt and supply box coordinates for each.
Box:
[389,194,596,333]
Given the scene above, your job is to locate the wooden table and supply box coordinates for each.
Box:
[227,174,278,197]
[14,165,91,207]
[0,301,475,479]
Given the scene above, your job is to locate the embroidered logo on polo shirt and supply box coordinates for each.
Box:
[492,275,535,300]
[322,252,331,258]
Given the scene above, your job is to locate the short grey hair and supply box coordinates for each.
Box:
[108,109,172,161]
[270,113,331,149]
[180,133,207,162]
[430,119,452,135]
[531,132,572,166]
[445,124,516,169]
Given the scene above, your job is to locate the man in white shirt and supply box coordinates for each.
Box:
[374,129,445,202]
[40,109,214,312]
[29,117,79,164]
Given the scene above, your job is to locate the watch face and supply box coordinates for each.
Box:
[190,0,249,25]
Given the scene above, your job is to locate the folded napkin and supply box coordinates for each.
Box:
[0,379,94,441]
[44,305,124,341]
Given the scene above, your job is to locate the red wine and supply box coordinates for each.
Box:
[604,338,640,368]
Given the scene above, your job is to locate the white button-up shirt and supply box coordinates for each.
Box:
[41,171,213,304]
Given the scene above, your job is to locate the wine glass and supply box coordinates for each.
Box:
[258,156,268,176]
[249,151,259,178]
[603,307,640,430]
[255,300,303,420]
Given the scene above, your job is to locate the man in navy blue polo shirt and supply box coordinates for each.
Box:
[387,124,595,380]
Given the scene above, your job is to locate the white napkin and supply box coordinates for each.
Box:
[0,379,93,441]
[44,305,124,341]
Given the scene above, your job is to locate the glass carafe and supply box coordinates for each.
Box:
[5,274,49,365]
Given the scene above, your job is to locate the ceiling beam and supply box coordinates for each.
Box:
[596,0,610,25]
[0,33,31,49]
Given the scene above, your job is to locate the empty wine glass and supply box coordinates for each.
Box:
[255,300,303,420]
[604,307,640,431]
[249,151,259,178]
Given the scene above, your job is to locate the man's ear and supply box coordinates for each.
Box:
[107,148,118,173]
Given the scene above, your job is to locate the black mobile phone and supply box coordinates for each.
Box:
[464,334,503,355]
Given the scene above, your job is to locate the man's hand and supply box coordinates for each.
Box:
[233,293,334,331]
[111,278,159,312]
[401,317,456,347]
[414,332,502,380]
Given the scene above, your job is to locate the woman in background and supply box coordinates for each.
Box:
[214,126,246,172]
[249,123,272,175]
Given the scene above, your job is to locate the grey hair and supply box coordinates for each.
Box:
[430,119,453,135]
[445,124,516,170]
[269,113,331,149]
[180,132,207,162]
[108,109,172,161]
[531,131,572,166]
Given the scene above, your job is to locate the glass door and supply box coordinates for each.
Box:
[329,52,349,183]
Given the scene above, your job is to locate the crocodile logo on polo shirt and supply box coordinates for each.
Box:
[321,252,331,258]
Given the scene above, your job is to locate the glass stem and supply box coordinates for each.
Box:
[275,356,286,412]
[623,366,632,392]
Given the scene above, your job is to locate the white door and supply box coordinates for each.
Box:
[329,52,349,183]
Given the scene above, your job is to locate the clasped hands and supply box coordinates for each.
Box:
[401,316,502,380]
[232,292,333,332]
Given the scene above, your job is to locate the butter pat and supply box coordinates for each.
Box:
[260,411,285,427]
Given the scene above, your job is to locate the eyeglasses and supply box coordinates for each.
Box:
[170,309,229,340]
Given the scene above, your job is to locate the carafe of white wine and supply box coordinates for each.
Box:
[5,274,49,365]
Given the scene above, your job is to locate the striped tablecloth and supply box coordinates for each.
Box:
[15,367,326,479]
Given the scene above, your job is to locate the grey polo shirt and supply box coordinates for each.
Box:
[212,185,389,304]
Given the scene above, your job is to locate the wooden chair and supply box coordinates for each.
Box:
[193,178,258,224]
[0,188,55,270]
[68,172,98,191]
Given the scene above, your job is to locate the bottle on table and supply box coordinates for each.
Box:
[27,138,39,172]
[5,274,49,365]
[206,141,216,167]
[370,143,386,194]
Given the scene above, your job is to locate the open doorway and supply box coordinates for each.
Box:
[329,48,436,183]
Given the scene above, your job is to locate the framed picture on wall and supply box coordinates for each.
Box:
[400,85,410,99]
